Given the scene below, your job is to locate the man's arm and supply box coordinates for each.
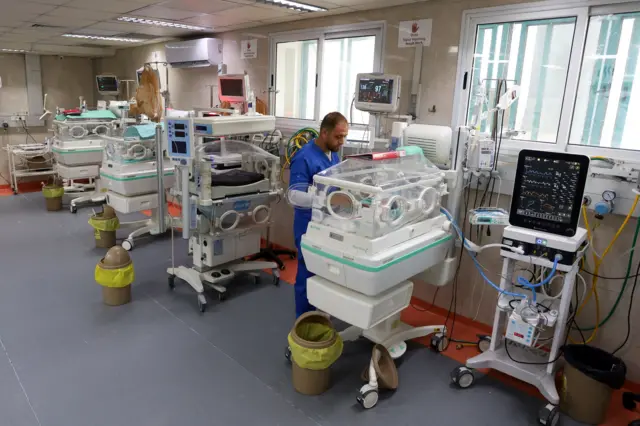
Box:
[289,155,314,208]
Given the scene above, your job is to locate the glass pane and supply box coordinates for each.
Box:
[275,40,318,120]
[466,18,576,143]
[570,13,640,150]
[320,35,376,125]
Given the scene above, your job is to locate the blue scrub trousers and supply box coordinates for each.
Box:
[294,243,315,318]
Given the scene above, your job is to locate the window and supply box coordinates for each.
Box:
[571,12,640,149]
[453,1,640,158]
[275,40,317,120]
[270,23,384,139]
[467,18,575,143]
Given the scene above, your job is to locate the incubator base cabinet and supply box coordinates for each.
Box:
[295,152,452,408]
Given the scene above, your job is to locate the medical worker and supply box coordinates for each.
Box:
[289,112,348,317]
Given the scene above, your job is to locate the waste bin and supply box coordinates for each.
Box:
[287,312,343,395]
[560,344,626,425]
[89,206,119,249]
[95,246,135,306]
[42,184,64,211]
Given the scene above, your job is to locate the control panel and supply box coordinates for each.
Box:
[167,119,193,162]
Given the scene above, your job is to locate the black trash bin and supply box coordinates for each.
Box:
[560,345,626,425]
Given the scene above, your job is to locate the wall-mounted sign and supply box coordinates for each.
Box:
[241,39,258,59]
[398,19,432,48]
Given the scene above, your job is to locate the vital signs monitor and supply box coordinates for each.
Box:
[509,150,589,236]
[354,73,401,113]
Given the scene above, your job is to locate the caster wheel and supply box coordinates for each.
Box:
[285,346,292,363]
[168,275,175,290]
[70,205,78,214]
[218,292,227,302]
[273,276,280,286]
[122,239,134,251]
[478,336,491,353]
[197,294,207,313]
[279,263,286,270]
[431,333,449,352]
[357,388,379,409]
[451,366,475,389]
[221,269,231,275]
[538,404,560,426]
[289,254,296,259]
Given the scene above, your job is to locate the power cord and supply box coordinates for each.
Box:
[612,258,640,354]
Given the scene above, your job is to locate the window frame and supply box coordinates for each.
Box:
[268,22,385,137]
[451,0,640,161]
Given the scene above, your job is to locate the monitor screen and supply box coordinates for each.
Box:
[515,156,582,224]
[219,78,244,98]
[357,78,394,104]
[510,150,589,236]
[171,141,187,155]
[96,75,118,93]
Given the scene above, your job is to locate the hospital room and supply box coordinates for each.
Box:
[1,0,640,424]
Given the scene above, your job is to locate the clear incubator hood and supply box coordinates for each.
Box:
[309,153,447,239]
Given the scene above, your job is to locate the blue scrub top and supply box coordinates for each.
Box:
[289,140,340,253]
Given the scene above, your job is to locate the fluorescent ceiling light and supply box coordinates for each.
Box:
[118,16,209,31]
[62,34,142,43]
[1,48,27,52]
[260,0,326,12]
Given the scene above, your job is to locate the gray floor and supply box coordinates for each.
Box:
[0,193,585,426]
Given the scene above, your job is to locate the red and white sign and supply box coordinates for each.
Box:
[398,19,432,48]
[241,39,258,59]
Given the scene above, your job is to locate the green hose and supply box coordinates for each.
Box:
[579,216,640,331]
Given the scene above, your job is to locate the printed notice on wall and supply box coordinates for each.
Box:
[241,39,258,59]
[398,19,432,48]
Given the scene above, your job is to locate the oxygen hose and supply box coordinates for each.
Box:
[579,204,640,331]
[571,195,640,344]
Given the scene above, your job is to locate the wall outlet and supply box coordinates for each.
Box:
[10,114,27,122]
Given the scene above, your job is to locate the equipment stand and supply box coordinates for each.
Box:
[450,247,586,426]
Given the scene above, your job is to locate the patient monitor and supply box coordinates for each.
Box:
[354,73,401,113]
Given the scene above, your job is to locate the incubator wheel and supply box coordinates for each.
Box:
[272,270,280,286]
[538,404,560,426]
[218,291,227,302]
[289,254,296,259]
[285,346,292,363]
[168,275,175,290]
[197,294,207,313]
[279,263,286,270]
[430,333,449,353]
[357,385,379,409]
[122,239,134,251]
[451,366,475,389]
[70,204,77,214]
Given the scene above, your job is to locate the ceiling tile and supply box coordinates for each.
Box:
[158,0,240,14]
[0,18,29,28]
[130,5,203,21]
[86,22,149,33]
[182,14,243,28]
[6,2,59,15]
[46,7,119,20]
[63,0,151,14]
[348,0,419,9]
[0,34,42,43]
[19,0,70,4]
[129,26,194,36]
[32,15,99,27]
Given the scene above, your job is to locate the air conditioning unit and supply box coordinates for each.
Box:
[165,38,223,69]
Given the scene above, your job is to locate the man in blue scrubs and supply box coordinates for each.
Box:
[289,112,348,317]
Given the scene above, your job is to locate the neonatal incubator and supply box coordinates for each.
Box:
[50,111,119,212]
[100,123,176,251]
